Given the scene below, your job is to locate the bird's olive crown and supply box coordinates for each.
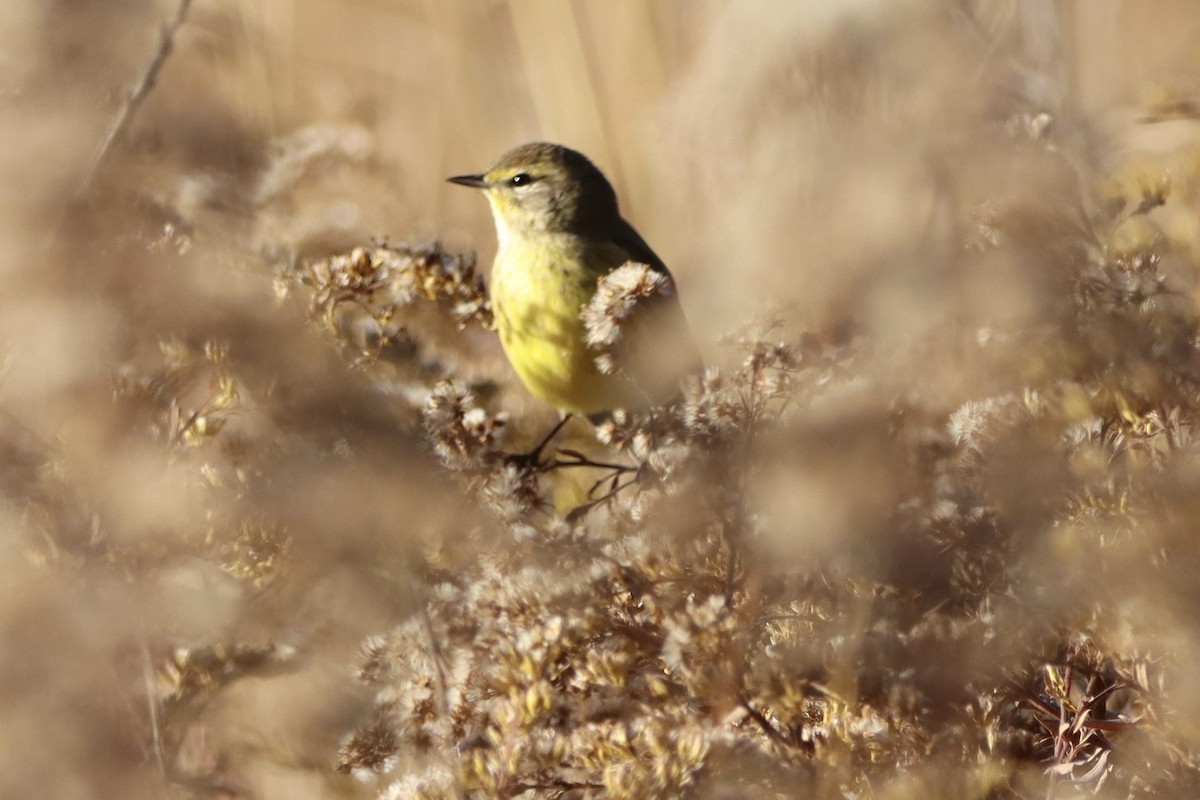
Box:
[482,143,622,235]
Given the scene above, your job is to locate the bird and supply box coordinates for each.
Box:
[447,142,698,425]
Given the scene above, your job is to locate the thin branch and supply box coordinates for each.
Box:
[138,630,168,786]
[565,474,641,523]
[76,0,195,201]
[550,448,637,473]
[738,697,799,752]
[421,608,467,800]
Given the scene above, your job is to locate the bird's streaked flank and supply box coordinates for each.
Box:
[448,142,698,419]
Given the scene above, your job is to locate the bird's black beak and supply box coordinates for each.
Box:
[447,173,488,188]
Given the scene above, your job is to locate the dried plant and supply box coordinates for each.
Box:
[9,3,1200,800]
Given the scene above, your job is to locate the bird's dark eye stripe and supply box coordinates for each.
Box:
[509,172,535,187]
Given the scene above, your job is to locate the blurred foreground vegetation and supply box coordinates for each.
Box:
[3,1,1200,798]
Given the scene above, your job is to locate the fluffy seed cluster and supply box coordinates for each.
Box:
[330,160,1200,799]
[293,242,492,370]
[19,6,1200,800]
[581,261,673,375]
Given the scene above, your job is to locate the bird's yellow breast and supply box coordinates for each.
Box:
[489,232,638,414]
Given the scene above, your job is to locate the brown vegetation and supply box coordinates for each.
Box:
[3,2,1200,798]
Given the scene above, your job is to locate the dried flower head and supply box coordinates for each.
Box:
[581,261,674,375]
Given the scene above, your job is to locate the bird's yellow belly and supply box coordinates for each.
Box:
[490,243,633,414]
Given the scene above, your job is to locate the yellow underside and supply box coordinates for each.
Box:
[490,233,640,415]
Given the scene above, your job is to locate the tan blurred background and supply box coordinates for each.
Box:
[0,0,1198,797]
[4,0,1199,341]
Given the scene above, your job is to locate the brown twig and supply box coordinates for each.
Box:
[77,0,195,200]
[565,474,642,523]
[420,609,467,800]
[738,697,799,751]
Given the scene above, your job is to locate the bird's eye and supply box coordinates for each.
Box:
[508,172,534,187]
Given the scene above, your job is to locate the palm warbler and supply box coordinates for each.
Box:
[448,142,698,417]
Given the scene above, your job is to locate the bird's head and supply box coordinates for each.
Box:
[448,142,621,239]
